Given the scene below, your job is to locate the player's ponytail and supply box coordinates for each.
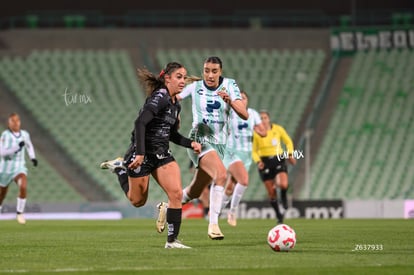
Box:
[185,75,202,85]
[137,62,185,96]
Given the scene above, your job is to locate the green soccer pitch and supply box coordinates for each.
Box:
[0,218,413,274]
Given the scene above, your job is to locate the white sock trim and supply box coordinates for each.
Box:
[16,198,26,213]
[221,194,230,211]
[209,184,224,224]
[230,183,247,212]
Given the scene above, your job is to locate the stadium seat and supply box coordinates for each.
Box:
[305,49,414,200]
[0,50,147,202]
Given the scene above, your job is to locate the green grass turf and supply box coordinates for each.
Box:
[0,218,413,274]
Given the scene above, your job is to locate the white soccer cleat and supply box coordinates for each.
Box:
[227,212,237,227]
[100,157,125,173]
[16,213,26,224]
[165,240,191,249]
[208,224,224,240]
[156,202,168,233]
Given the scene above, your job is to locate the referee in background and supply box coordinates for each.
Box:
[252,110,296,224]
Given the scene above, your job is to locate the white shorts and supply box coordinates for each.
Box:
[223,149,252,171]
[187,143,226,168]
[0,168,27,187]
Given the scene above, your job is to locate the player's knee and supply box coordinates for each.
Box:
[215,171,227,186]
[239,177,249,187]
[168,188,183,204]
[129,196,146,207]
[268,190,276,198]
[279,180,288,190]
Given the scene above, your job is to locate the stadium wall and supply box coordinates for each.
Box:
[1,200,412,220]
[0,28,330,55]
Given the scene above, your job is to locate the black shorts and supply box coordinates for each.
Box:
[123,144,175,178]
[257,156,288,181]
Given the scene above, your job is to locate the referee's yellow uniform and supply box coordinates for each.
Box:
[252,124,294,163]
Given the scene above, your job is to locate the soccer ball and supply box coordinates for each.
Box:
[267,224,296,252]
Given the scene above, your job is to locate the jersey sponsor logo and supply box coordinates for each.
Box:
[163,108,177,125]
[202,118,225,125]
[238,122,248,130]
[206,100,221,113]
[164,116,176,125]
[196,88,217,97]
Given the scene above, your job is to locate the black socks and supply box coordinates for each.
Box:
[167,208,182,243]
[270,199,284,224]
[280,188,288,209]
[115,167,129,195]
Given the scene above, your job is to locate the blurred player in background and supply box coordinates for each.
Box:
[158,56,248,240]
[100,62,201,249]
[221,90,266,226]
[252,110,296,224]
[0,113,38,224]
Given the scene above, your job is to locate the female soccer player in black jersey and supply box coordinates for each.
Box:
[101,62,201,249]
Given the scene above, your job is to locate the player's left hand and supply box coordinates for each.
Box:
[31,158,38,167]
[217,90,231,104]
[288,156,296,165]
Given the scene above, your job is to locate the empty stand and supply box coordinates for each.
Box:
[0,50,168,202]
[306,49,414,200]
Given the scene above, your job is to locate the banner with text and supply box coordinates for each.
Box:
[331,27,414,54]
[219,200,344,220]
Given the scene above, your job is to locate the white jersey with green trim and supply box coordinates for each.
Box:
[0,129,35,174]
[180,77,242,145]
[227,107,262,152]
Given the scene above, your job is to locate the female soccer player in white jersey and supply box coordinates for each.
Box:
[0,113,37,224]
[176,56,248,240]
[221,90,266,226]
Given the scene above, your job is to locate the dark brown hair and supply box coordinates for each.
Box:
[204,56,223,69]
[137,62,184,96]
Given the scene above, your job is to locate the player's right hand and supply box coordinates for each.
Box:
[191,141,202,154]
[288,156,297,165]
[257,161,265,170]
[128,155,144,170]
